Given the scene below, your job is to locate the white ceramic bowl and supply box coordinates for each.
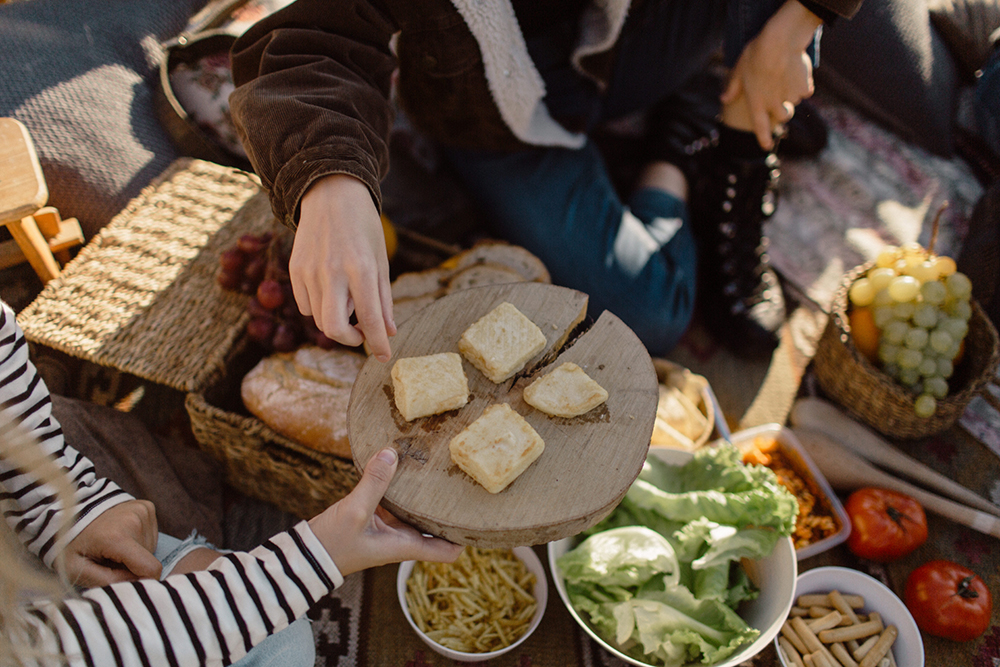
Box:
[548,447,797,667]
[776,567,924,667]
[397,546,548,662]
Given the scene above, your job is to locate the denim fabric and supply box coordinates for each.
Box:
[154,531,212,578]
[153,532,316,667]
[445,142,695,355]
[444,0,817,355]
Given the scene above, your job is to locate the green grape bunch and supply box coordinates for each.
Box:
[847,242,974,419]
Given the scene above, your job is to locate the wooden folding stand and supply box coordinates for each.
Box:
[0,118,84,283]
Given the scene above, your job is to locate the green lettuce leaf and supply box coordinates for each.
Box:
[558,526,680,590]
[556,444,796,666]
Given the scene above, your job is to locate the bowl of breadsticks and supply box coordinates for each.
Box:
[776,567,924,667]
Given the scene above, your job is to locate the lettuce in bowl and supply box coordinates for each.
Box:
[555,443,798,667]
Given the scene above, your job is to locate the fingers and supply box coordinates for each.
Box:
[381,273,397,339]
[352,448,399,515]
[69,557,140,587]
[108,539,164,580]
[410,535,464,564]
[134,499,158,552]
[720,74,742,105]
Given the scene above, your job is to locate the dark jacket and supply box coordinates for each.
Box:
[229,0,863,228]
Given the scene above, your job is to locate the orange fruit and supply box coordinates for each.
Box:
[849,306,880,363]
[381,214,398,260]
[954,338,966,364]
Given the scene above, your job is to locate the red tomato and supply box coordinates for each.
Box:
[904,560,993,641]
[844,487,927,561]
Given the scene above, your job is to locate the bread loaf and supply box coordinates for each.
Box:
[445,240,551,284]
[241,345,366,457]
[444,263,526,294]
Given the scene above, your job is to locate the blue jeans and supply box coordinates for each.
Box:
[443,0,814,356]
[446,142,696,354]
[155,532,316,667]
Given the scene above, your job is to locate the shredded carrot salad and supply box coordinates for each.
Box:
[742,436,839,549]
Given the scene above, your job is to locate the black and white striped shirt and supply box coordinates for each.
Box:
[0,300,132,566]
[1,301,343,665]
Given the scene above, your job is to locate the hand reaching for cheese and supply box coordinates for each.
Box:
[308,448,463,577]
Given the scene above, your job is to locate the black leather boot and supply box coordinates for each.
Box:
[643,69,723,187]
[691,126,786,357]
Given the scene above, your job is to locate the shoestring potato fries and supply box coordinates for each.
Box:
[405,547,538,654]
[779,590,899,667]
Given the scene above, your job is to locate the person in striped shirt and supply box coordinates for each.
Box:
[0,299,462,666]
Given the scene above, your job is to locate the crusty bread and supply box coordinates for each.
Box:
[458,302,547,383]
[446,240,551,284]
[241,345,366,457]
[292,344,366,386]
[523,362,608,418]
[391,352,469,421]
[390,267,450,301]
[449,403,545,493]
[444,263,526,294]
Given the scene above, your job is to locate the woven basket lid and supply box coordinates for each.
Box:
[17,159,269,393]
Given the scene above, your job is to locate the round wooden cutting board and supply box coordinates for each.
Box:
[347,282,658,547]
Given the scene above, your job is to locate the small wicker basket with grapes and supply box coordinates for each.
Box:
[813,210,999,439]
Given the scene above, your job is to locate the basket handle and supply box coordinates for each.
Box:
[167,0,252,47]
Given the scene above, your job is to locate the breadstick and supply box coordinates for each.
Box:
[808,651,830,667]
[791,606,811,617]
[868,612,884,633]
[782,620,810,655]
[818,618,882,643]
[810,606,835,618]
[808,610,844,633]
[779,636,806,667]
[798,593,864,609]
[852,635,878,661]
[857,626,898,667]
[829,590,861,625]
[791,617,839,667]
[830,641,859,667]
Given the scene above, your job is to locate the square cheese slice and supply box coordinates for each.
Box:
[449,403,545,494]
[523,362,608,418]
[391,353,469,421]
[458,302,547,383]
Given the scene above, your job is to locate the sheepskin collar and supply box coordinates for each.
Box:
[449,0,631,147]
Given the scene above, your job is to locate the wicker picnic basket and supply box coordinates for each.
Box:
[17,159,361,518]
[813,262,1000,439]
[185,335,359,519]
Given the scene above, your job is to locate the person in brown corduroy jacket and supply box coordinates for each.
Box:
[229,0,863,359]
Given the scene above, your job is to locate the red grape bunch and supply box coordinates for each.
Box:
[217,229,337,352]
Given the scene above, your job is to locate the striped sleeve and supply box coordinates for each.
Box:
[23,521,343,667]
[0,300,133,567]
